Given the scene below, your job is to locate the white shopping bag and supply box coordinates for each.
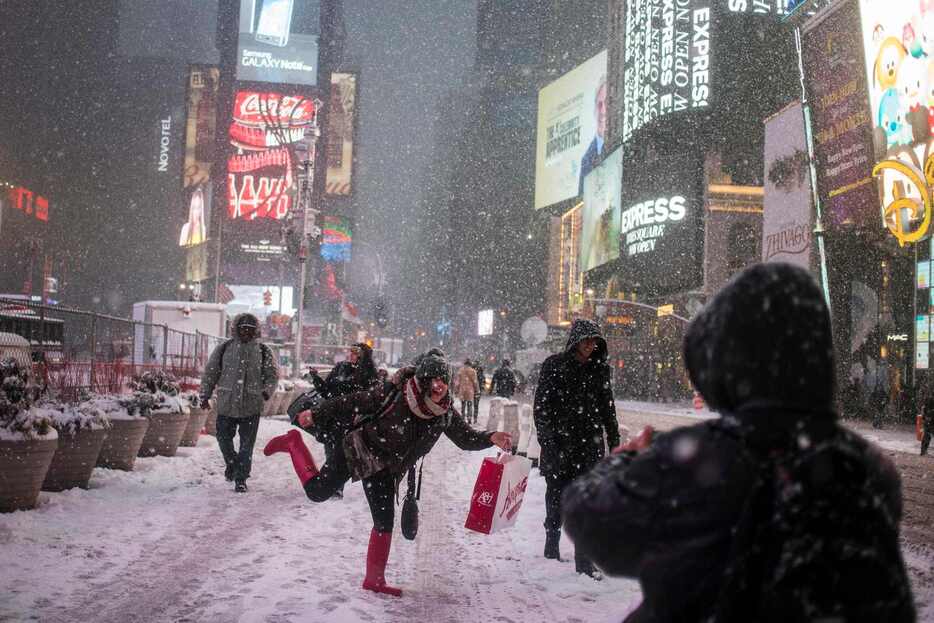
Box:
[465,453,532,534]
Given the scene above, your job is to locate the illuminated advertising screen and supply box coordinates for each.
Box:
[799,1,877,229]
[617,152,704,293]
[478,309,494,336]
[580,147,623,272]
[180,66,219,247]
[225,284,296,320]
[320,215,352,262]
[622,1,712,143]
[325,72,357,196]
[237,0,320,86]
[724,0,789,14]
[535,50,608,209]
[859,0,933,155]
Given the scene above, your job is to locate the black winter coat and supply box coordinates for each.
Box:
[314,378,494,481]
[533,319,620,481]
[562,263,915,623]
[490,366,517,397]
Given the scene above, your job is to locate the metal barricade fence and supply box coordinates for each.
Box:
[0,298,226,402]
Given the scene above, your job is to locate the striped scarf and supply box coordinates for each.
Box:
[404,377,450,420]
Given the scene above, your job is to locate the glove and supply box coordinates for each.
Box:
[607,433,622,452]
[262,391,270,401]
[200,398,210,410]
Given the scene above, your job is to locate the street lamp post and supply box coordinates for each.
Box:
[292,127,321,379]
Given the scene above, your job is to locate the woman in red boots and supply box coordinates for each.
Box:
[264,350,512,596]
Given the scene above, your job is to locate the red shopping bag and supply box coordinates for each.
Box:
[465,454,532,534]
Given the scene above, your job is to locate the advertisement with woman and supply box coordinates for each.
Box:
[579,147,622,272]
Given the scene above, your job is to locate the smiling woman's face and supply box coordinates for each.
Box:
[430,377,448,398]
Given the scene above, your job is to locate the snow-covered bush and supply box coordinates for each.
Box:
[0,357,54,440]
[32,399,111,436]
[178,390,201,411]
[130,370,180,396]
[124,371,187,417]
[77,394,144,422]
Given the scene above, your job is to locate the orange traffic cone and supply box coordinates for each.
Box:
[917,414,924,442]
[693,391,704,411]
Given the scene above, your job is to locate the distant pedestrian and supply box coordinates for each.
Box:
[533,319,620,578]
[200,313,278,493]
[490,359,517,398]
[473,361,485,416]
[869,358,891,429]
[562,263,915,622]
[920,377,934,457]
[454,358,480,424]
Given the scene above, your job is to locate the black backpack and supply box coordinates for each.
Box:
[711,423,915,622]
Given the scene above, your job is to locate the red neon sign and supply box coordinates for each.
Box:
[8,186,49,222]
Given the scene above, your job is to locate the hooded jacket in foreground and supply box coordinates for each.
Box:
[561,263,915,622]
[200,314,278,418]
[533,319,620,480]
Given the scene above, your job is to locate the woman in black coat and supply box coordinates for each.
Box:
[533,318,620,577]
[561,263,915,622]
[265,351,512,597]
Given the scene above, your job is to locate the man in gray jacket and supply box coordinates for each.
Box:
[200,313,278,492]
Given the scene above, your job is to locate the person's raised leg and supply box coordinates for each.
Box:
[264,429,318,485]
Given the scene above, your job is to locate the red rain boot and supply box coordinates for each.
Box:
[263,429,318,485]
[362,528,402,597]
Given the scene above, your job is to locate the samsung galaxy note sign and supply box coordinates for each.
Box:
[620,195,687,257]
[237,0,320,87]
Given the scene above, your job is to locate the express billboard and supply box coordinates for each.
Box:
[237,0,320,86]
[621,0,712,143]
[179,66,220,248]
[580,147,623,272]
[617,152,704,293]
[325,73,357,196]
[535,50,608,209]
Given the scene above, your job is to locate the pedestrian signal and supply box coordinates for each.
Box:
[263,290,273,306]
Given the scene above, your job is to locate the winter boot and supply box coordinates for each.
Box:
[234,479,248,493]
[263,429,318,485]
[362,528,402,597]
[544,529,564,561]
[575,555,603,581]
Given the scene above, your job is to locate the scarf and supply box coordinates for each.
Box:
[404,377,450,420]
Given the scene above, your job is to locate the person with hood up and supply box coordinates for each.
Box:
[561,263,915,622]
[533,318,620,578]
[490,359,518,398]
[454,358,480,424]
[200,313,279,493]
[262,350,513,597]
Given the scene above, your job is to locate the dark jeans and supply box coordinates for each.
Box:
[215,414,261,481]
[303,441,397,532]
[473,396,481,420]
[544,474,572,532]
[461,398,475,423]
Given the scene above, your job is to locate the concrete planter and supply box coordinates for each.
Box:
[0,436,58,512]
[97,418,150,470]
[42,428,109,491]
[179,407,209,447]
[137,411,189,457]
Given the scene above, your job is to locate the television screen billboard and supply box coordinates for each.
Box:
[580,147,622,272]
[325,73,357,196]
[237,0,320,86]
[478,309,494,336]
[617,152,704,293]
[320,215,352,262]
[622,1,712,143]
[180,66,220,247]
[535,50,608,209]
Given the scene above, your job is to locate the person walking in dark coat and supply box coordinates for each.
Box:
[533,319,620,578]
[473,362,485,416]
[920,377,934,456]
[263,350,512,597]
[200,313,279,492]
[490,359,518,398]
[562,263,916,622]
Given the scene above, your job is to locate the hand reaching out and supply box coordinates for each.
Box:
[490,431,512,451]
[612,425,654,454]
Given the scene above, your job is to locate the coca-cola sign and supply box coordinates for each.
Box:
[232,92,316,129]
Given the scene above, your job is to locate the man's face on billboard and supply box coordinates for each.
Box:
[595,83,607,139]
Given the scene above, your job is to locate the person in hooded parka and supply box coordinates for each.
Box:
[560,263,916,622]
[533,318,620,578]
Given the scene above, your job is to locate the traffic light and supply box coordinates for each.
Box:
[263,290,273,306]
[375,300,389,328]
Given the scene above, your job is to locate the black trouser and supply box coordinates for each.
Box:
[302,441,397,533]
[460,398,475,423]
[544,473,572,532]
[473,395,481,420]
[215,414,261,481]
[923,413,934,455]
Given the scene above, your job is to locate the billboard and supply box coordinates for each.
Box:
[617,152,704,293]
[762,101,813,269]
[325,72,357,196]
[237,0,320,86]
[320,215,352,262]
[580,147,623,272]
[535,50,608,209]
[801,0,877,229]
[180,66,220,247]
[478,309,494,336]
[621,1,712,143]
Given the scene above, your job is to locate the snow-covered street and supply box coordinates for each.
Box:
[0,399,643,623]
